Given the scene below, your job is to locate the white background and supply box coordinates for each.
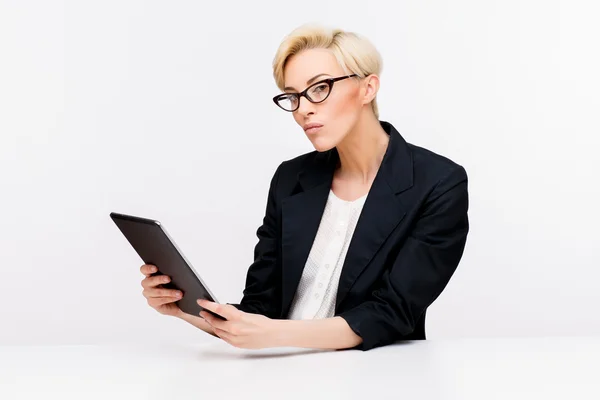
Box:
[1,0,598,345]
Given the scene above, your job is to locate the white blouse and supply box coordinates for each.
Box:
[287,189,368,320]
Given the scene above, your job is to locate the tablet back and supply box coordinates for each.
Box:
[110,212,219,317]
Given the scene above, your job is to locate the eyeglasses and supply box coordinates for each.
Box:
[272,74,358,112]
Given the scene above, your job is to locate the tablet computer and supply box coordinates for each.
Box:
[110,212,225,320]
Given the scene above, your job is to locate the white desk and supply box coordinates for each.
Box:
[1,336,598,399]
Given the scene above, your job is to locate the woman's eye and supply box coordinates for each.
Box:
[314,84,328,92]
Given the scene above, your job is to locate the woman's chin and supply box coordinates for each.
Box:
[308,135,337,152]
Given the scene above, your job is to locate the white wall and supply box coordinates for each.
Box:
[1,0,598,345]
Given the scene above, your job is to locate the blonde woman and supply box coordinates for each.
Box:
[140,24,469,351]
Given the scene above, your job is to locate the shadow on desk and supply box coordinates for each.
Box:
[198,348,328,360]
[196,340,417,361]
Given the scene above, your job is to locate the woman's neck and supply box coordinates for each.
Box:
[335,113,389,184]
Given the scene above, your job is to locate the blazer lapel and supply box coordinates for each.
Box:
[333,173,406,309]
[335,121,414,310]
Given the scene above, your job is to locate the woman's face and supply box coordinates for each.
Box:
[282,48,364,152]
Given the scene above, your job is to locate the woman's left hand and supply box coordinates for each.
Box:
[197,299,281,349]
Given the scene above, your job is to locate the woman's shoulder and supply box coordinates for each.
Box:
[410,141,465,167]
[406,142,468,190]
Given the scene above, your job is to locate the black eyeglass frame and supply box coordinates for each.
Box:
[272,74,359,112]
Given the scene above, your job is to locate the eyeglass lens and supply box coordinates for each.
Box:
[277,81,331,111]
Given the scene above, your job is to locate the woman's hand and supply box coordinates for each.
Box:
[197,299,282,349]
[140,264,183,317]
[140,264,216,336]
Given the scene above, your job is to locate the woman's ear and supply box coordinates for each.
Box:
[361,74,380,106]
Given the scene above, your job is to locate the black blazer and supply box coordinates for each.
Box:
[231,120,469,351]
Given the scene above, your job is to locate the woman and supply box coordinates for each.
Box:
[140,24,469,351]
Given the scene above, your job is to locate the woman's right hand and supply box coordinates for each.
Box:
[140,264,217,337]
[140,264,183,317]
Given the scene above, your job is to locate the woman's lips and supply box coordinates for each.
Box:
[306,126,322,135]
[304,123,323,135]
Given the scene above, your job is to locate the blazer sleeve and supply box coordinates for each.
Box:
[338,165,470,351]
[228,164,283,319]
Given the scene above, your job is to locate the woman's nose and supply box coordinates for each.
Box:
[296,96,316,116]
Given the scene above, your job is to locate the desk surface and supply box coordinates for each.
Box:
[1,336,599,400]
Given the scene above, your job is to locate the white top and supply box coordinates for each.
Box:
[287,189,368,320]
[1,337,599,399]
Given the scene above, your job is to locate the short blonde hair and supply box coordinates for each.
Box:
[272,24,383,118]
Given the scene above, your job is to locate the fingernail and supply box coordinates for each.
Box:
[151,266,157,272]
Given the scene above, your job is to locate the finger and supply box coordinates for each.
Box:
[197,300,239,320]
[148,296,180,308]
[200,311,229,332]
[142,274,171,289]
[212,327,237,345]
[140,264,158,276]
[145,288,182,299]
